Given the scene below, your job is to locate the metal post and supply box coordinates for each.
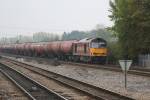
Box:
[125,60,127,89]
[124,48,128,89]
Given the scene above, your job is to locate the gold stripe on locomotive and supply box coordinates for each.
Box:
[90,48,107,56]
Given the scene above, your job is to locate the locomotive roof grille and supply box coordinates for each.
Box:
[78,38,106,43]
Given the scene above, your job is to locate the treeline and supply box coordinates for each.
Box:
[62,27,114,42]
[0,26,114,44]
[109,0,150,62]
[33,32,59,42]
[0,32,60,44]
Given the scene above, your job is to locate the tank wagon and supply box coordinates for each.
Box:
[0,38,107,63]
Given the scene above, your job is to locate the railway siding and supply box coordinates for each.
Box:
[61,61,150,77]
[2,56,150,100]
[0,57,134,100]
[1,60,97,100]
[2,53,150,76]
[0,71,29,100]
[0,62,67,100]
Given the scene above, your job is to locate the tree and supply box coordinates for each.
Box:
[109,0,150,59]
[62,32,67,40]
[61,27,113,42]
[33,32,59,42]
[61,31,86,40]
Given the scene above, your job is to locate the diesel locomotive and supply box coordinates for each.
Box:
[0,38,107,63]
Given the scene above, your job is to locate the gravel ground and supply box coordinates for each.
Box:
[0,71,29,100]
[1,60,96,100]
[5,57,150,100]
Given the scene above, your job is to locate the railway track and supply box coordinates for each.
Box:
[0,57,135,100]
[1,53,150,77]
[0,62,67,100]
[61,61,150,77]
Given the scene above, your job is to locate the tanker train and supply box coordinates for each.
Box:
[0,38,107,63]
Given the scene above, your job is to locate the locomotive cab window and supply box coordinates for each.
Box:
[75,44,77,53]
[91,42,106,48]
[84,44,87,53]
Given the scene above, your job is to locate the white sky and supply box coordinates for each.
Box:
[0,0,112,37]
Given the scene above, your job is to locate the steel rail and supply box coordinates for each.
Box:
[1,53,150,77]
[0,69,36,100]
[2,57,135,100]
[0,63,67,100]
[61,61,150,77]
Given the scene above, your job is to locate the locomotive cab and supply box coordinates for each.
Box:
[72,38,107,63]
[90,38,107,56]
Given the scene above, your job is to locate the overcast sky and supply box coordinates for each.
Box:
[0,0,112,37]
